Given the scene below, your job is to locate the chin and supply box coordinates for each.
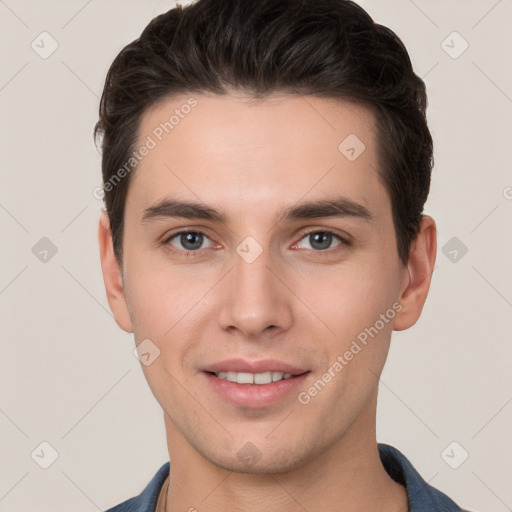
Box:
[203,439,315,475]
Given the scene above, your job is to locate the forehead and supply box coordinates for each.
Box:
[127,92,388,222]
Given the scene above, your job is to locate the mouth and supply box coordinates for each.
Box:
[202,358,308,376]
[201,359,311,408]
[205,370,303,384]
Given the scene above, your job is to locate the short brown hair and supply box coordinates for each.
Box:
[94,0,433,266]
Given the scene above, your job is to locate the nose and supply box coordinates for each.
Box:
[217,243,294,339]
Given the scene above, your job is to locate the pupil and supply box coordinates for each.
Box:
[311,232,331,250]
[182,232,203,250]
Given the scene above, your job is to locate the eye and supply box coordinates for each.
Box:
[163,228,349,257]
[294,230,347,251]
[164,230,215,254]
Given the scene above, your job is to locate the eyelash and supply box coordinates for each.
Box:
[162,229,350,258]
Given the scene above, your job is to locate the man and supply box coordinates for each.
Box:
[95,0,472,510]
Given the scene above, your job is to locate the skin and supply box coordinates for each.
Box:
[98,92,436,512]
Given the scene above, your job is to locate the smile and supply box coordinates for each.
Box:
[212,371,294,384]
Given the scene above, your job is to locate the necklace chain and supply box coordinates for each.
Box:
[158,476,169,512]
[163,476,169,511]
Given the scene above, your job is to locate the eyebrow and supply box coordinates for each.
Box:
[141,196,373,225]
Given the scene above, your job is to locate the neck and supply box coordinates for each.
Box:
[162,398,408,512]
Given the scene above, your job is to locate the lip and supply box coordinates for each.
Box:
[202,358,308,375]
[203,371,311,408]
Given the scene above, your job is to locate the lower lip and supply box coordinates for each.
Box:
[203,372,311,408]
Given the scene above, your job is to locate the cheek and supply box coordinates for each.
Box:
[123,262,202,340]
[123,259,214,380]
[295,260,400,344]
[295,267,399,421]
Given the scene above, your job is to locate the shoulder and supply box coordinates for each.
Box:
[103,461,170,512]
[378,443,472,511]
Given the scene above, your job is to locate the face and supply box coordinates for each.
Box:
[99,92,433,474]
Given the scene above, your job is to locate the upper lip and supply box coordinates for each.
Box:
[203,358,308,375]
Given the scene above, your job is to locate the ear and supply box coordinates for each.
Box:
[98,212,133,333]
[393,215,437,331]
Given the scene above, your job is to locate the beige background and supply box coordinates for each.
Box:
[1,0,511,510]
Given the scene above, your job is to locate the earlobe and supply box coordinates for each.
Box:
[393,215,437,331]
[98,213,133,333]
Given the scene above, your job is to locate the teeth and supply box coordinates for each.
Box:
[237,372,254,384]
[254,371,272,384]
[214,371,294,384]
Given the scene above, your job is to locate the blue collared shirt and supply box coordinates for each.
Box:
[104,443,468,511]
